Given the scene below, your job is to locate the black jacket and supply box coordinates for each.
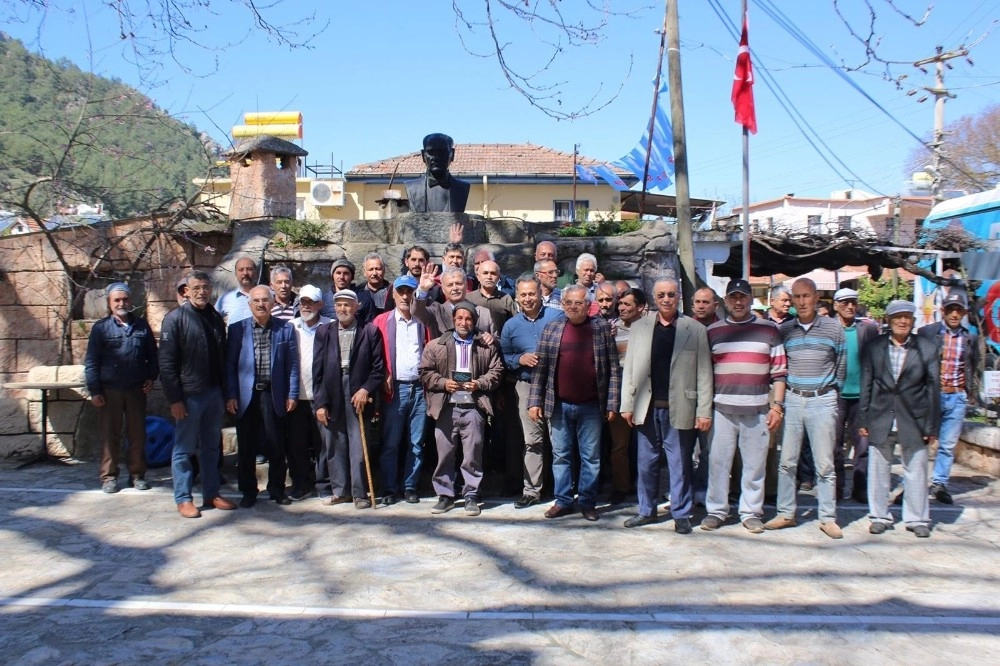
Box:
[159,301,227,404]
[312,321,385,421]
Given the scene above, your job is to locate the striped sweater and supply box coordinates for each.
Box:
[707,316,787,415]
[779,316,846,393]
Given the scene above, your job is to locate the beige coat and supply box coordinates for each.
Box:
[619,314,713,429]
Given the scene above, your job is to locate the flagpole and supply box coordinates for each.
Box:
[739,0,751,281]
[640,3,669,219]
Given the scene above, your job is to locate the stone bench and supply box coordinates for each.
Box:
[957,422,1000,478]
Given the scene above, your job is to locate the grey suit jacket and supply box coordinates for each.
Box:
[858,333,941,446]
[620,314,713,429]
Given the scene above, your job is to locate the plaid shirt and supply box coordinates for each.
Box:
[251,319,272,385]
[888,335,913,381]
[528,316,621,418]
[940,324,966,389]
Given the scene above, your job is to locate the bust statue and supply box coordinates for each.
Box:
[405,133,470,213]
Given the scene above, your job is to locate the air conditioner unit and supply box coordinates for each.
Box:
[309,179,345,207]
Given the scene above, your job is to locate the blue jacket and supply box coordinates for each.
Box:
[84,314,158,394]
[225,317,299,418]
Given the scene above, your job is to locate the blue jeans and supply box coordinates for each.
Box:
[635,406,694,519]
[777,391,838,522]
[932,392,967,486]
[550,400,602,509]
[379,382,427,494]
[171,388,225,504]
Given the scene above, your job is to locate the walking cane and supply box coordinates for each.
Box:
[356,402,377,509]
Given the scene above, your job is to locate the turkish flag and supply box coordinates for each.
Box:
[732,14,757,134]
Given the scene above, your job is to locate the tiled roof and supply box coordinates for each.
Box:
[348,143,633,178]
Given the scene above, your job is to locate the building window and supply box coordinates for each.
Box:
[837,215,852,232]
[807,214,823,235]
[554,200,589,223]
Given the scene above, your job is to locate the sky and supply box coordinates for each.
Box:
[3,0,999,210]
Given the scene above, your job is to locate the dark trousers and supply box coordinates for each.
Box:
[835,397,868,499]
[288,399,328,493]
[236,389,288,499]
[316,375,367,499]
[98,387,148,482]
[635,406,695,519]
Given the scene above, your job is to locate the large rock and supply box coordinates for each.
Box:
[0,398,27,435]
[0,434,43,468]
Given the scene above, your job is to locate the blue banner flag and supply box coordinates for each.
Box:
[614,81,675,189]
[592,164,630,191]
[575,164,600,184]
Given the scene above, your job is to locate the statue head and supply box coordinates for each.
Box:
[421,133,455,180]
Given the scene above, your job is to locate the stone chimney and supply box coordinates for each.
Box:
[224,135,308,221]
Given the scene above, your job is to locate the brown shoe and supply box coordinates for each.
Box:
[763,515,797,530]
[205,496,237,511]
[820,521,843,539]
[544,504,573,519]
[177,501,201,519]
[581,507,599,522]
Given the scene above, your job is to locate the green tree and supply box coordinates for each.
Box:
[857,275,912,320]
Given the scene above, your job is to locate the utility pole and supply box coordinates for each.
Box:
[914,46,968,203]
[665,0,696,312]
[572,143,578,223]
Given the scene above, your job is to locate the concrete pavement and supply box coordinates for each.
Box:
[0,458,997,665]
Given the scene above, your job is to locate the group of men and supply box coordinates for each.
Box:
[84,238,977,537]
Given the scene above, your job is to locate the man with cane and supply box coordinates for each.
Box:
[313,289,385,509]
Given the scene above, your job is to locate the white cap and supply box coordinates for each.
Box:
[334,289,358,302]
[833,288,858,302]
[299,284,323,302]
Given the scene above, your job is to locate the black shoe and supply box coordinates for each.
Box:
[404,489,420,504]
[130,477,151,491]
[273,495,292,505]
[906,524,931,538]
[288,488,313,502]
[623,513,657,528]
[514,495,540,509]
[239,494,257,508]
[869,522,888,535]
[431,496,455,514]
[101,479,119,494]
[674,518,692,534]
[255,455,267,465]
[379,494,398,506]
[464,497,481,516]
[930,484,953,505]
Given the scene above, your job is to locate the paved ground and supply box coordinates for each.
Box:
[0,457,997,665]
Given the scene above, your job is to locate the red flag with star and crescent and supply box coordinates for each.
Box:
[732,14,757,134]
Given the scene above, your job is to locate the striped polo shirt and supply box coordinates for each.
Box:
[780,315,846,393]
[708,316,787,415]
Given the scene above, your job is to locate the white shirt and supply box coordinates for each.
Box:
[291,315,330,400]
[394,311,422,381]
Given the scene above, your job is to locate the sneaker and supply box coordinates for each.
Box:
[404,489,420,504]
[464,497,481,516]
[101,479,119,494]
[869,521,888,535]
[742,517,765,534]
[906,524,931,538]
[288,488,313,502]
[820,521,843,539]
[700,515,724,531]
[514,495,540,510]
[930,483,953,505]
[764,515,797,530]
[431,496,455,514]
[674,517,692,534]
[354,498,372,509]
[130,477,150,491]
[320,495,335,506]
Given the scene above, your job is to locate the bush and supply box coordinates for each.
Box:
[272,218,327,247]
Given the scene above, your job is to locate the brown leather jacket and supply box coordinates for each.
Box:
[419,332,503,419]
